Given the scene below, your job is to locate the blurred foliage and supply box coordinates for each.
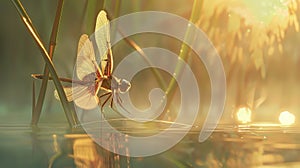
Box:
[196,0,300,124]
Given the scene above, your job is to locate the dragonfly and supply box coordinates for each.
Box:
[32,10,131,110]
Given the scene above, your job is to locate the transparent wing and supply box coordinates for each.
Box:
[73,84,100,110]
[54,87,74,102]
[54,83,101,110]
[54,85,92,102]
[76,34,102,80]
[95,10,113,76]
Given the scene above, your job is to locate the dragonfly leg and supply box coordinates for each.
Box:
[99,92,111,98]
[110,89,117,108]
[98,92,110,110]
[100,93,112,111]
[110,97,123,114]
[110,96,114,108]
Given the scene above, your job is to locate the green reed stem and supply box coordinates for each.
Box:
[109,0,168,90]
[86,0,97,34]
[109,0,120,41]
[113,0,121,19]
[31,0,69,126]
[120,31,167,90]
[85,0,104,34]
[166,0,202,96]
[11,0,78,127]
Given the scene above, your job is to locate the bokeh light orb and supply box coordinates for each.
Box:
[236,107,252,124]
[279,111,295,125]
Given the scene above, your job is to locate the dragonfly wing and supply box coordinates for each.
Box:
[95,10,113,76]
[74,92,98,110]
[54,87,75,102]
[73,83,101,110]
[54,85,91,102]
[54,82,101,110]
[76,34,102,80]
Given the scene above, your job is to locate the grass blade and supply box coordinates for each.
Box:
[106,1,168,91]
[31,0,69,126]
[113,0,121,20]
[11,0,78,127]
[166,0,202,97]
[85,0,105,34]
[119,29,167,90]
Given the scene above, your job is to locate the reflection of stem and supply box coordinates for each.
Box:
[11,0,77,127]
[48,134,62,168]
[162,155,186,168]
[30,128,49,167]
[32,80,36,119]
[48,151,62,168]
[31,0,67,126]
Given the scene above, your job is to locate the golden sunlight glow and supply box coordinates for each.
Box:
[234,0,290,26]
[236,107,252,124]
[279,111,295,125]
[200,0,299,78]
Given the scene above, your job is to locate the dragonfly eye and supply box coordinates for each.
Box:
[119,79,131,93]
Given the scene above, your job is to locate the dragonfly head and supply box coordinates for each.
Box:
[119,79,131,93]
